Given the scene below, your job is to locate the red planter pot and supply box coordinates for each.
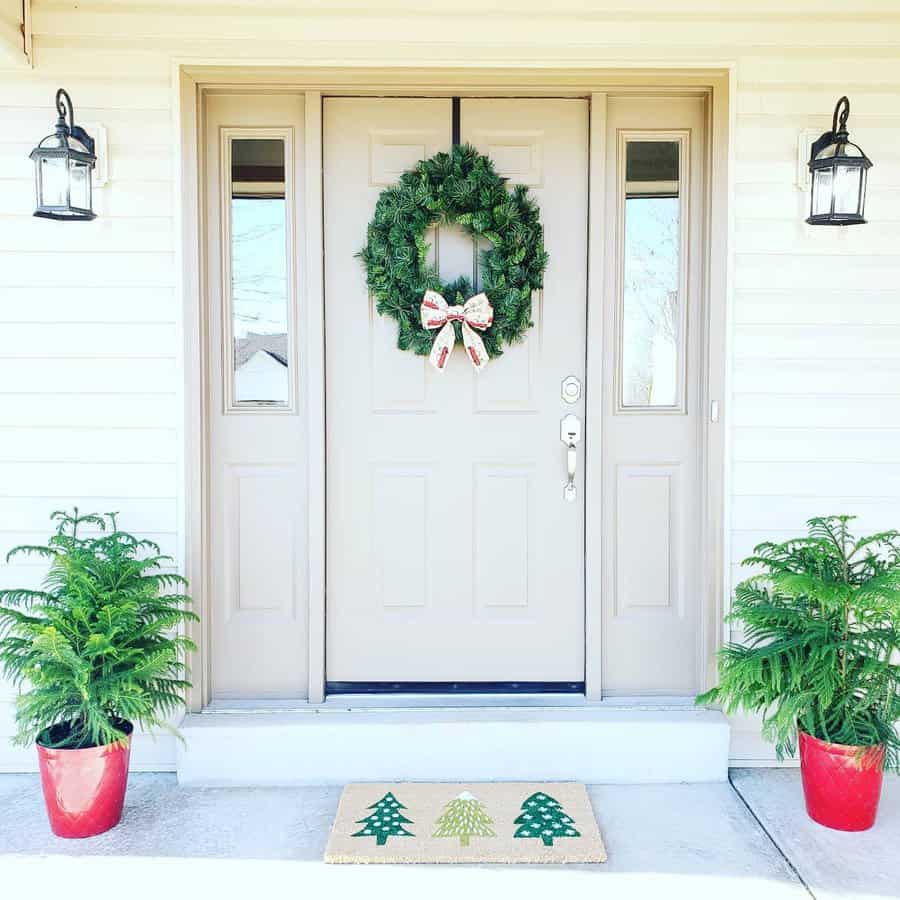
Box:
[36,721,133,839]
[799,729,885,832]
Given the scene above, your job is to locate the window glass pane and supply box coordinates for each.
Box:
[621,140,682,408]
[40,156,67,207]
[812,168,833,217]
[230,138,290,405]
[833,165,861,215]
[69,159,90,210]
[858,168,868,217]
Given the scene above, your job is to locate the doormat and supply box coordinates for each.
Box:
[324,782,607,864]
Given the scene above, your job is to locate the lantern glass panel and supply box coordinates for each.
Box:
[39,156,68,208]
[833,165,862,215]
[812,168,833,217]
[858,167,868,217]
[69,158,91,210]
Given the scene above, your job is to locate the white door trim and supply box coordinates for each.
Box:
[303,92,327,703]
[583,92,607,699]
[179,67,732,710]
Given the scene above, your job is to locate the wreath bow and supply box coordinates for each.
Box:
[421,289,494,372]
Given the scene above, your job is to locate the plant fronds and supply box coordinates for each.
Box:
[698,515,900,771]
[0,509,196,749]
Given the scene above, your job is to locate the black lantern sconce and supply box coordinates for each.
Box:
[807,96,871,226]
[29,89,97,221]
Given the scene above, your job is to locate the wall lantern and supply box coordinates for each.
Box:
[807,96,871,226]
[29,89,96,221]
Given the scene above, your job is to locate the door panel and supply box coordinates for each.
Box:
[324,97,589,684]
[600,96,706,696]
[205,93,308,699]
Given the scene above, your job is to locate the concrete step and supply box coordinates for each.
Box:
[176,704,729,785]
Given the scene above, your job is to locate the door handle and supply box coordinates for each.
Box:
[560,414,582,502]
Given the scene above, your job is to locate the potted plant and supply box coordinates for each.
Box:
[0,509,197,838]
[698,515,900,831]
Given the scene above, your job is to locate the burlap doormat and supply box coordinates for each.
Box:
[325,782,607,864]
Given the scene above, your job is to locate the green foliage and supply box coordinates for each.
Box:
[0,509,197,749]
[358,143,548,359]
[698,516,900,769]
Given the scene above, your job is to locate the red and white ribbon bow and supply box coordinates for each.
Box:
[420,289,494,372]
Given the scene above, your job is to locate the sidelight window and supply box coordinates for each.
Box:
[617,134,688,412]
[222,132,294,410]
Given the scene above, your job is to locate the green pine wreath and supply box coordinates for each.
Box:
[359,143,548,360]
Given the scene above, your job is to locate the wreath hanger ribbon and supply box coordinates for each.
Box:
[420,289,494,372]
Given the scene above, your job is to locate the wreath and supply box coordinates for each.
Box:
[359,143,548,371]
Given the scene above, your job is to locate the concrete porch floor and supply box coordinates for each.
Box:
[0,770,896,900]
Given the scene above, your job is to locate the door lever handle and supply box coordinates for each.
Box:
[560,414,582,502]
[565,444,577,501]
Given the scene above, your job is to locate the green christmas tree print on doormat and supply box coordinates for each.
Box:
[432,790,497,847]
[513,791,581,846]
[352,791,414,845]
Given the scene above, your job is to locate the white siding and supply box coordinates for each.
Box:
[1,0,899,769]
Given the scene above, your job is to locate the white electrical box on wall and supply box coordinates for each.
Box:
[796,127,820,191]
[83,122,109,187]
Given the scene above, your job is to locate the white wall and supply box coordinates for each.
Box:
[1,0,899,770]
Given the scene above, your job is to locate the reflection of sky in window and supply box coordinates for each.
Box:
[231,198,287,339]
[622,196,680,406]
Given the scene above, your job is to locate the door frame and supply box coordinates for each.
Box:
[178,65,733,709]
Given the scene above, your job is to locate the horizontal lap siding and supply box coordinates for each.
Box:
[728,47,900,761]
[0,29,178,768]
[1,0,899,768]
[731,66,900,560]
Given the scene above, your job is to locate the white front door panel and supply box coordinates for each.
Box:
[324,98,589,684]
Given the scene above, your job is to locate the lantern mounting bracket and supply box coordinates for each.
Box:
[808,95,850,165]
[54,88,95,156]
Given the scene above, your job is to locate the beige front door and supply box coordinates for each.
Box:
[324,97,589,685]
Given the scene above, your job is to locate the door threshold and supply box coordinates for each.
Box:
[326,681,584,695]
[322,694,699,710]
[203,694,699,713]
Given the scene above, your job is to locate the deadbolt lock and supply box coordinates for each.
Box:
[561,375,582,404]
